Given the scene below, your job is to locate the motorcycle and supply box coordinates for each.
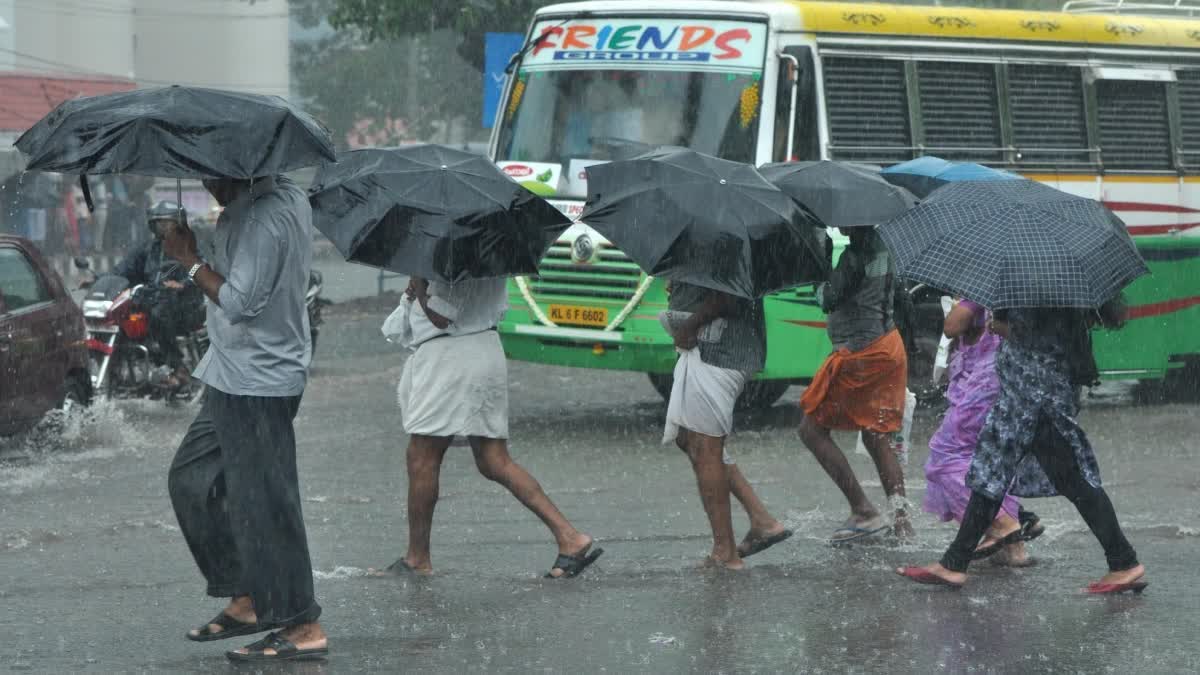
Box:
[77,261,209,401]
[75,260,329,401]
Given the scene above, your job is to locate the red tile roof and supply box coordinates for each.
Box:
[0,71,136,133]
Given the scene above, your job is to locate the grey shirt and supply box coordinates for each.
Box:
[193,176,312,397]
[668,283,766,374]
[817,229,895,352]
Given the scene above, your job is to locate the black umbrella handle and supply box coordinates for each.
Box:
[79,174,94,214]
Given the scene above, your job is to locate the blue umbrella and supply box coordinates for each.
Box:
[881,156,1022,198]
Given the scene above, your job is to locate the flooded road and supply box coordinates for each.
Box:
[1,278,1197,673]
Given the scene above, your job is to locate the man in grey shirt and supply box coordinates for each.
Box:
[661,283,792,569]
[162,176,328,662]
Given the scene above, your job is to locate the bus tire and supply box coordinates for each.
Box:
[646,374,789,410]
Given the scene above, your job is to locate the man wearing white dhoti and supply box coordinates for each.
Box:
[372,276,602,579]
[661,283,791,570]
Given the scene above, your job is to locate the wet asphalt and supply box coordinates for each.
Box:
[1,264,1198,673]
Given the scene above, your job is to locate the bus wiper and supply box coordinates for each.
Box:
[505,14,589,75]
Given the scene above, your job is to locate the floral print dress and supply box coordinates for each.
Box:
[965,309,1102,500]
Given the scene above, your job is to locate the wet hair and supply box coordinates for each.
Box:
[1095,293,1128,330]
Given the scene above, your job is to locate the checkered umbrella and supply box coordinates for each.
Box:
[877,180,1148,309]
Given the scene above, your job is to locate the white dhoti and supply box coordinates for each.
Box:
[397,330,508,439]
[662,349,747,463]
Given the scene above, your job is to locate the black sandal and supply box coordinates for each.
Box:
[972,529,1023,560]
[546,546,604,579]
[1020,515,1046,542]
[186,611,266,642]
[368,558,421,578]
[739,529,794,559]
[226,631,329,662]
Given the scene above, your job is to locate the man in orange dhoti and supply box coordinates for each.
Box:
[799,228,911,543]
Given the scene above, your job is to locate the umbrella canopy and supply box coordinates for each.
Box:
[881,156,1022,198]
[759,160,917,228]
[877,180,1148,309]
[309,145,571,283]
[580,148,829,299]
[14,85,335,179]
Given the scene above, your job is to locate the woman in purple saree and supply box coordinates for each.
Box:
[924,299,1034,565]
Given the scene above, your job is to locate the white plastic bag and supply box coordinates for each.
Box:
[931,295,954,385]
[855,388,917,466]
[381,299,414,349]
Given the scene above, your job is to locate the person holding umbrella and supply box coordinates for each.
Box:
[796,225,912,542]
[581,148,829,569]
[309,145,602,579]
[16,84,337,661]
[659,282,793,569]
[758,162,919,545]
[883,180,1149,592]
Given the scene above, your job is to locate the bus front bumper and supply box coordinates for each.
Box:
[499,322,678,373]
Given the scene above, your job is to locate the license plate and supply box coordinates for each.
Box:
[548,304,608,327]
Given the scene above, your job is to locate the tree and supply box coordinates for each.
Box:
[290,0,552,71]
[292,28,482,148]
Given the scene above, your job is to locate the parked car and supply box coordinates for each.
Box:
[0,235,92,437]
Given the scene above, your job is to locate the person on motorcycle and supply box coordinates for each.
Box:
[111,201,204,389]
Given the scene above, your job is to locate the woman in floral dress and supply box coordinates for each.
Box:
[899,298,1147,593]
[923,299,1031,565]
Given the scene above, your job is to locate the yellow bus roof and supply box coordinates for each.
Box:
[790,1,1200,48]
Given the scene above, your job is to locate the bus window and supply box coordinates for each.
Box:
[1009,64,1091,170]
[823,56,911,164]
[772,47,819,163]
[1176,70,1200,171]
[917,61,1002,163]
[1096,80,1172,171]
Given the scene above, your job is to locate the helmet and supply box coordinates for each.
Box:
[147,200,187,229]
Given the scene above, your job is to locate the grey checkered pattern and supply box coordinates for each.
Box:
[877,180,1148,309]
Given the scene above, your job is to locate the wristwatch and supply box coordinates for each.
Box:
[187,262,205,282]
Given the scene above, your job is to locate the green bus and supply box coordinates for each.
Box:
[491,0,1200,406]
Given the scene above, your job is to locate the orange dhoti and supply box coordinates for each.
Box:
[800,329,908,433]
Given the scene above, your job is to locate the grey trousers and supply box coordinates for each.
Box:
[168,387,321,627]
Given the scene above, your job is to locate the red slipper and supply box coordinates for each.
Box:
[1085,579,1149,595]
[896,566,964,589]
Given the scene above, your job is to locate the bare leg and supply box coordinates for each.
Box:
[799,416,877,521]
[469,437,592,562]
[401,434,452,573]
[685,431,742,569]
[728,464,781,532]
[861,430,912,537]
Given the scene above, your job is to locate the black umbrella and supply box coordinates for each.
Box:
[309,145,571,283]
[759,160,917,228]
[14,85,335,179]
[877,180,1148,309]
[580,148,829,299]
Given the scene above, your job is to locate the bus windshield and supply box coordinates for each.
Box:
[493,17,768,198]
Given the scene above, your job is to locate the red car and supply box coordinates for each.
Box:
[0,235,92,437]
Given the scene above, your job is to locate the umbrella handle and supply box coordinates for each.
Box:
[79,174,94,214]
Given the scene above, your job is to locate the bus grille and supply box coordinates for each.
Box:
[528,244,644,300]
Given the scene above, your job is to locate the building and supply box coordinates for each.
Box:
[0,0,291,174]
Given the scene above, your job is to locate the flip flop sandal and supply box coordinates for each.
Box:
[368,558,421,578]
[186,611,267,643]
[546,546,605,579]
[1086,578,1149,595]
[739,529,794,558]
[226,631,329,662]
[1020,518,1046,543]
[830,522,889,545]
[972,529,1023,560]
[896,566,964,590]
